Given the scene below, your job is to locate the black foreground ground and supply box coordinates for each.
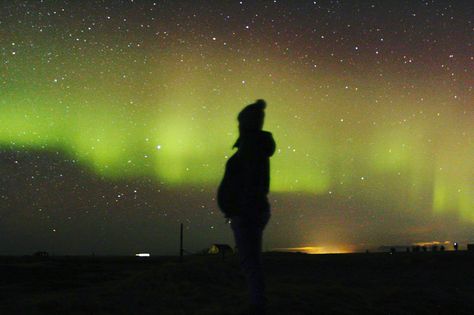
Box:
[1,251,473,315]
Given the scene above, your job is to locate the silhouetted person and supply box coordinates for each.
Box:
[217,99,275,315]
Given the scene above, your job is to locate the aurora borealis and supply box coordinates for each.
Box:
[0,1,473,255]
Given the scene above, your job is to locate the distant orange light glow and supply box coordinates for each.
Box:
[272,246,353,254]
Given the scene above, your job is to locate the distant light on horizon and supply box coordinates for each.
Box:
[135,253,151,257]
[272,246,353,255]
[412,240,451,247]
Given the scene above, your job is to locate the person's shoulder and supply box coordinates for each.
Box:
[259,130,273,138]
[259,130,276,156]
[260,130,275,143]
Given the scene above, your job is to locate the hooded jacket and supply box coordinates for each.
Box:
[218,99,276,218]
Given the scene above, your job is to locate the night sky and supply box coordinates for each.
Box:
[1,1,473,255]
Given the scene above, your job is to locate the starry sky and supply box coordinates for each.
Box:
[0,1,473,255]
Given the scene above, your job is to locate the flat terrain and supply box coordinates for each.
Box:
[1,252,473,314]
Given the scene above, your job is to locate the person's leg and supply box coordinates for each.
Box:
[250,211,270,306]
[231,213,270,307]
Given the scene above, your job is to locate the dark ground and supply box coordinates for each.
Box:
[1,251,473,315]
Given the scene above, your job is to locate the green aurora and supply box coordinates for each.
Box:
[2,44,472,218]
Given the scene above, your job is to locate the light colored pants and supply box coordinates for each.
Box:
[230,211,271,306]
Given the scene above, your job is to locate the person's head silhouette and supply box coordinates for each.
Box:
[233,99,267,149]
[237,99,266,132]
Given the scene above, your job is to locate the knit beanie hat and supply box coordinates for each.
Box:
[237,99,266,131]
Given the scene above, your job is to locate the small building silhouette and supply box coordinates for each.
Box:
[208,244,234,255]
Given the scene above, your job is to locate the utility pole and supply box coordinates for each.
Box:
[179,223,184,262]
